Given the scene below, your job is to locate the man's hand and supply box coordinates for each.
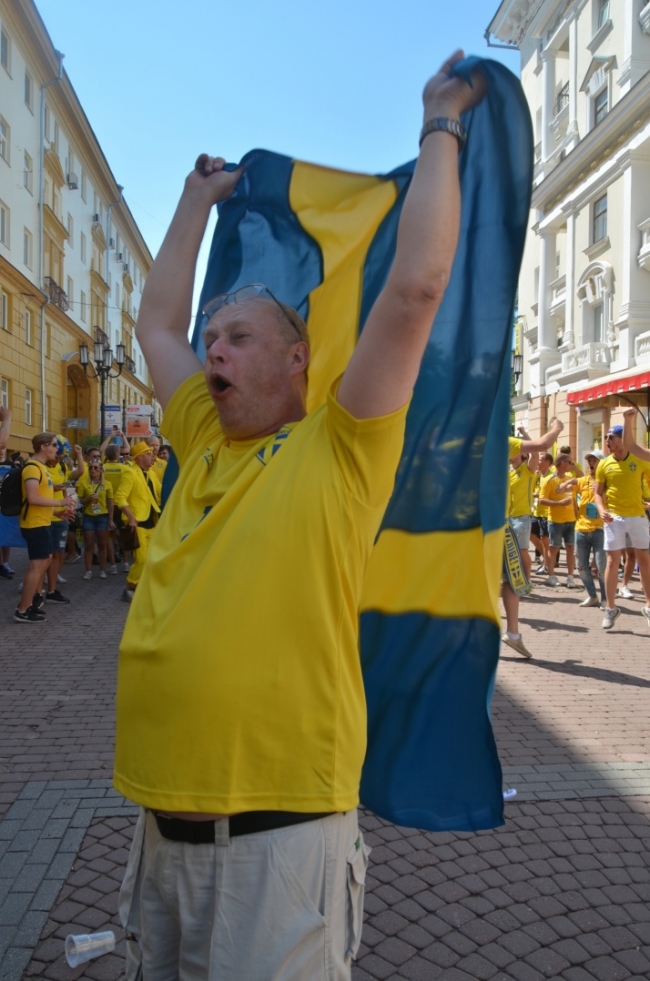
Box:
[0,407,11,423]
[549,417,564,435]
[185,155,244,207]
[622,407,637,419]
[73,444,83,457]
[422,51,487,122]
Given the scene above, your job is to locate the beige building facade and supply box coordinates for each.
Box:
[488,0,650,455]
[0,0,155,456]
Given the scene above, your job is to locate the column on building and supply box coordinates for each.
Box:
[562,208,576,348]
[538,229,557,351]
[567,13,579,151]
[541,49,556,163]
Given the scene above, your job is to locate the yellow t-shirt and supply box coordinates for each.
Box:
[505,437,523,518]
[46,460,70,523]
[533,471,549,519]
[114,372,408,813]
[76,473,113,516]
[595,452,650,518]
[151,457,167,483]
[509,462,535,518]
[540,472,576,524]
[575,475,603,533]
[102,460,129,497]
[20,460,54,529]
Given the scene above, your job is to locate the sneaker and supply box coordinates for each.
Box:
[56,574,67,584]
[14,606,45,623]
[643,607,650,628]
[602,607,621,630]
[32,593,44,610]
[99,571,107,579]
[547,575,559,587]
[535,564,547,575]
[121,587,134,603]
[579,595,599,607]
[566,575,576,589]
[502,633,532,659]
[83,571,92,580]
[46,590,70,604]
[618,585,634,600]
[66,553,81,564]
[0,565,14,579]
[122,562,130,573]
[108,565,118,575]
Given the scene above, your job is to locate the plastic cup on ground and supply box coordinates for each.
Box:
[65,931,116,967]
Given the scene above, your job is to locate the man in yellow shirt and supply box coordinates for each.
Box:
[146,435,167,484]
[595,416,650,629]
[114,57,487,979]
[559,450,606,608]
[508,443,539,579]
[45,437,85,604]
[15,433,74,623]
[531,453,553,574]
[539,453,578,588]
[114,441,160,602]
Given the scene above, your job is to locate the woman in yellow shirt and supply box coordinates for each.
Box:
[77,462,115,580]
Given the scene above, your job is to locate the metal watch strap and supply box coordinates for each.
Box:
[419,117,467,150]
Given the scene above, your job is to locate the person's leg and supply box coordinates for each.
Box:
[604,549,622,610]
[501,582,519,635]
[0,545,12,576]
[125,528,152,593]
[623,547,636,586]
[18,557,50,613]
[97,529,108,572]
[635,549,650,606]
[547,546,559,576]
[576,534,597,599]
[592,529,607,604]
[83,529,95,574]
[107,529,116,568]
[565,544,576,577]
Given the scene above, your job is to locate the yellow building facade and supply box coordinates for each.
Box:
[0,0,156,457]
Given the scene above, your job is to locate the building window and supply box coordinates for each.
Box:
[24,71,33,111]
[23,228,33,269]
[1,290,8,330]
[1,378,8,409]
[0,116,9,164]
[81,170,87,202]
[67,276,73,306]
[67,213,73,243]
[80,232,86,264]
[25,388,32,426]
[594,88,608,126]
[0,201,9,246]
[593,303,604,342]
[67,149,75,176]
[24,151,33,193]
[593,194,607,242]
[1,28,10,74]
[598,0,610,29]
[24,309,32,345]
[44,105,50,142]
[80,291,87,322]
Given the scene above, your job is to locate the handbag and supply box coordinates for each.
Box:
[118,523,140,551]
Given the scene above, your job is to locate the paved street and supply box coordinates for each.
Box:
[2,549,650,981]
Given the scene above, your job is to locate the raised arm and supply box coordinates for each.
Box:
[622,407,650,461]
[516,427,539,473]
[520,418,563,454]
[337,52,486,419]
[136,156,243,411]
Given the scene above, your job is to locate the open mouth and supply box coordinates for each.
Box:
[211,374,233,397]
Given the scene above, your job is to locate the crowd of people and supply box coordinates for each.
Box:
[503,407,650,658]
[0,406,168,622]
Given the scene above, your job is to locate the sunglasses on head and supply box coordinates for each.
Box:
[201,284,303,340]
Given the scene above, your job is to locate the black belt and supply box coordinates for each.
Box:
[153,810,334,844]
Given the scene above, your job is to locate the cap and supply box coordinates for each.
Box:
[606,425,623,438]
[130,441,151,458]
[584,449,605,460]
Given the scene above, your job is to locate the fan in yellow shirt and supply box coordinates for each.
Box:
[146,435,168,484]
[558,450,606,608]
[530,453,553,574]
[538,453,578,588]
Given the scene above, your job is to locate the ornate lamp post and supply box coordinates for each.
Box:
[79,335,126,439]
[511,352,524,387]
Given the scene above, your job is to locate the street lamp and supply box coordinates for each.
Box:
[79,333,126,439]
[511,352,524,386]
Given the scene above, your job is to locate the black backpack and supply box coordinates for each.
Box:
[0,467,24,517]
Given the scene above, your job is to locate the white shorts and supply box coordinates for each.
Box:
[603,515,650,552]
[119,808,368,981]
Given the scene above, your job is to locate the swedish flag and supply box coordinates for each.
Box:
[192,57,533,831]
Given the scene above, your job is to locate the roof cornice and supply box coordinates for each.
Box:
[487,0,547,45]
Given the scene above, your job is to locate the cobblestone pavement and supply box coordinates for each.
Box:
[1,550,650,980]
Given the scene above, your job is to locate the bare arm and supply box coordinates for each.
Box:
[69,445,85,481]
[24,478,74,509]
[622,407,650,461]
[136,157,243,411]
[594,481,612,521]
[520,418,563,453]
[337,52,486,419]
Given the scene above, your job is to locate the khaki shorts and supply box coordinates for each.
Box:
[119,809,368,981]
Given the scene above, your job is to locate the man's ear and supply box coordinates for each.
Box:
[290,341,310,375]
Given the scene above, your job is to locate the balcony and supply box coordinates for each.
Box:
[560,342,610,383]
[549,274,566,315]
[635,330,650,363]
[44,276,69,312]
[637,217,650,272]
[123,355,136,374]
[554,83,569,117]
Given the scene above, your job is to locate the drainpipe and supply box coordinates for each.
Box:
[105,186,123,332]
[38,50,64,430]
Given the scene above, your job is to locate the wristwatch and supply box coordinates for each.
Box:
[419,117,467,151]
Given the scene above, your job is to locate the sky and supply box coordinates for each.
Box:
[35,0,520,302]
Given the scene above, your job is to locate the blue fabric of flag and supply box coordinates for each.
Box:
[189,57,533,832]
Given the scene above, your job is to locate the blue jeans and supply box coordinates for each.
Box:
[576,529,606,601]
